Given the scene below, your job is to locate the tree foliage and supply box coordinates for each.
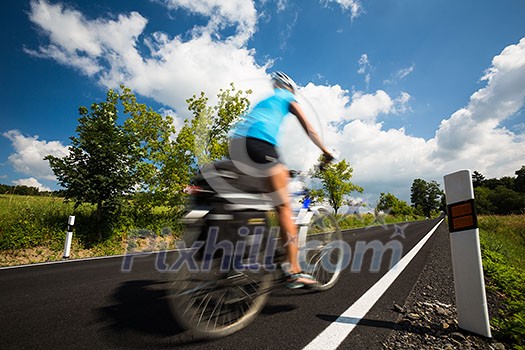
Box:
[0,184,45,196]
[173,84,252,189]
[473,166,525,215]
[45,84,252,239]
[119,86,182,208]
[309,158,363,213]
[515,166,525,193]
[472,171,486,188]
[191,84,251,163]
[45,89,140,237]
[377,192,414,216]
[410,178,444,217]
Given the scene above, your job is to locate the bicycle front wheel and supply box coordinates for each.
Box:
[168,256,273,339]
[299,209,344,291]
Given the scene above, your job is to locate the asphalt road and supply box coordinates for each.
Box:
[0,218,446,350]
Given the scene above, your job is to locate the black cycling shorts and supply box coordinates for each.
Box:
[230,137,280,164]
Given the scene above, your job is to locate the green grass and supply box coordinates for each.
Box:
[0,194,182,261]
[479,215,525,349]
[0,194,85,250]
[479,215,525,270]
[336,212,425,230]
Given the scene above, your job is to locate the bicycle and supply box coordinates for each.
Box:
[166,160,343,339]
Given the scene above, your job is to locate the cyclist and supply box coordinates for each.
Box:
[229,71,333,288]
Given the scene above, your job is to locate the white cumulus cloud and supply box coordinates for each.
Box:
[279,38,525,205]
[432,37,525,177]
[26,1,147,77]
[3,130,69,181]
[156,0,257,45]
[26,0,270,121]
[12,177,52,192]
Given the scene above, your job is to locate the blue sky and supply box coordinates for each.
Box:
[1,0,524,205]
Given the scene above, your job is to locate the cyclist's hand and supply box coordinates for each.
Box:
[320,152,334,171]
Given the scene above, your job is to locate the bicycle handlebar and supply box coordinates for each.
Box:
[288,154,336,178]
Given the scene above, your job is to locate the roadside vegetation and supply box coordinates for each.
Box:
[472,167,525,349]
[0,193,180,266]
[479,215,525,349]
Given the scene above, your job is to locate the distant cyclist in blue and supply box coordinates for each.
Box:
[230,72,333,288]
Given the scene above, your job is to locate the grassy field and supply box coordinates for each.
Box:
[0,194,80,249]
[0,194,179,266]
[479,215,525,270]
[478,215,525,349]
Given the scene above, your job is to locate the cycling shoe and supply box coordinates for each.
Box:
[286,272,317,289]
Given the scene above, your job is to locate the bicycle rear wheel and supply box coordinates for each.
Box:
[299,209,344,291]
[168,255,273,339]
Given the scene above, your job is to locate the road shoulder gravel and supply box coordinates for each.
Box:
[382,222,507,350]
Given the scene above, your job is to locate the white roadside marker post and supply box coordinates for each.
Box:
[296,208,315,267]
[63,216,75,259]
[443,170,491,338]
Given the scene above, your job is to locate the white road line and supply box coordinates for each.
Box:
[304,219,444,350]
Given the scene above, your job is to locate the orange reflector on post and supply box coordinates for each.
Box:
[447,199,478,232]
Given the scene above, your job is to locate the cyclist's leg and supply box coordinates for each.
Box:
[230,137,315,284]
[268,163,299,272]
[268,164,316,286]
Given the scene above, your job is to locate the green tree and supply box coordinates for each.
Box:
[489,186,525,215]
[185,83,252,165]
[309,158,363,213]
[121,83,252,208]
[377,192,414,216]
[44,84,254,240]
[119,86,181,208]
[474,187,496,215]
[472,171,485,188]
[0,184,9,194]
[45,89,139,239]
[514,165,525,193]
[410,178,443,217]
[473,166,525,214]
[483,176,514,190]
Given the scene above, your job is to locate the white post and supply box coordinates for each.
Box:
[63,216,75,259]
[296,208,315,271]
[443,170,491,338]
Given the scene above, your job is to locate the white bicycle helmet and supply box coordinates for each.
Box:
[271,71,296,92]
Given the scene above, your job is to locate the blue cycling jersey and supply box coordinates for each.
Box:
[232,88,296,146]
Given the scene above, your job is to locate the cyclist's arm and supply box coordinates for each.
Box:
[289,101,332,156]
